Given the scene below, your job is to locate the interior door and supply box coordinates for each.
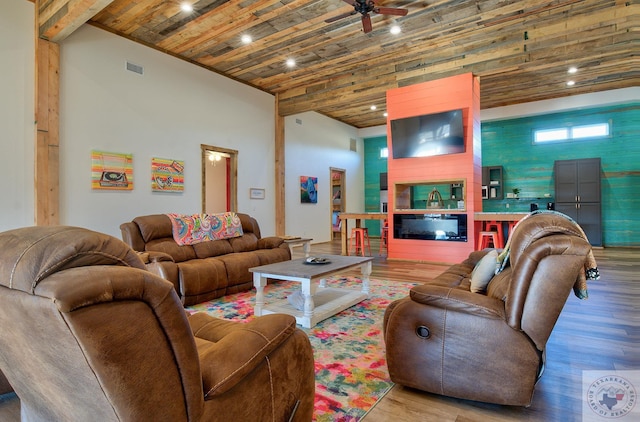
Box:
[201,144,238,213]
[330,168,346,239]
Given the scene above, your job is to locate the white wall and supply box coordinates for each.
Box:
[284,112,363,242]
[0,1,35,232]
[59,25,279,237]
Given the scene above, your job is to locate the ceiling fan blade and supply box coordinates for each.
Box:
[362,14,373,33]
[325,10,358,23]
[374,7,408,17]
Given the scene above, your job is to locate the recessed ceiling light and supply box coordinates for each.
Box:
[180,3,193,12]
[567,80,576,86]
[286,58,296,68]
[568,67,578,74]
[370,105,377,111]
[383,112,388,117]
[390,25,401,35]
[241,34,252,44]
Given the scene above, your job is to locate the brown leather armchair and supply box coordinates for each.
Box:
[0,226,315,421]
[383,212,594,406]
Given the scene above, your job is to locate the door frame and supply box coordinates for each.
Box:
[330,167,346,239]
[201,144,238,213]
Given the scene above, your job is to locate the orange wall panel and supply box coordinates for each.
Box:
[386,73,481,263]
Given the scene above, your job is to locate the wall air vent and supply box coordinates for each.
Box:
[350,138,357,152]
[126,61,144,75]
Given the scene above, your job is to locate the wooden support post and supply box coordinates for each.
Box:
[275,94,286,236]
[35,38,60,226]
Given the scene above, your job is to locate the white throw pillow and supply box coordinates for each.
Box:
[470,249,499,293]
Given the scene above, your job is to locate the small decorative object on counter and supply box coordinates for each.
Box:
[427,188,444,209]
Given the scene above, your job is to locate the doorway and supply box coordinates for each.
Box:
[201,144,238,213]
[330,168,346,239]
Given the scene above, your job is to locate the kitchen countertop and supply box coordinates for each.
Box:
[474,212,529,221]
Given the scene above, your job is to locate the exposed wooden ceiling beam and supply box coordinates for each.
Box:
[38,0,115,42]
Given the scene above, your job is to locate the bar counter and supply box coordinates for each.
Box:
[337,212,387,256]
[474,212,529,222]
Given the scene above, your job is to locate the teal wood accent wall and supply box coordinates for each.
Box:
[481,103,639,247]
[364,103,639,247]
[363,136,388,236]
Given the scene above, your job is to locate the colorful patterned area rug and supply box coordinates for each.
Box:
[186,276,416,421]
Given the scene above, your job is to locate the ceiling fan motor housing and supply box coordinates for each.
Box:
[354,0,376,15]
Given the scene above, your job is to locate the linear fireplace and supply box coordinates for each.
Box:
[393,213,467,242]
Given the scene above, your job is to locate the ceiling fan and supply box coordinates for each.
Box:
[325,0,409,33]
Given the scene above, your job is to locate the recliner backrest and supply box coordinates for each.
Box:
[502,214,592,350]
[0,225,146,292]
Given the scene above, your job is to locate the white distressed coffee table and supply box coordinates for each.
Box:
[249,255,373,328]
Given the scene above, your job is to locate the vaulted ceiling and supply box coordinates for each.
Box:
[38,0,637,128]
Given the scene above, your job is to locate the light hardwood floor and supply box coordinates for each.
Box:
[0,240,637,421]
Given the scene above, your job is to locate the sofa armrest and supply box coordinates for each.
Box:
[410,284,505,319]
[120,221,145,251]
[144,259,179,295]
[257,236,285,249]
[188,312,298,398]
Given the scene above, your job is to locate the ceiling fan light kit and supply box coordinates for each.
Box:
[326,0,409,34]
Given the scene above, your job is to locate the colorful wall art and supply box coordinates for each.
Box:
[151,157,184,192]
[300,176,318,204]
[91,150,133,190]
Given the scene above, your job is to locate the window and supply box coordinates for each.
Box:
[380,147,389,158]
[534,128,568,143]
[533,122,609,144]
[572,123,609,139]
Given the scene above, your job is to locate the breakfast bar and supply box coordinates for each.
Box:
[338,212,387,256]
[474,212,529,222]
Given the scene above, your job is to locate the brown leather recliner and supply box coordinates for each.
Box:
[0,226,315,421]
[383,212,593,406]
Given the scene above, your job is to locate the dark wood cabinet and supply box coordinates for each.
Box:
[554,158,602,246]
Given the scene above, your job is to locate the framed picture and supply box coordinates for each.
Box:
[91,150,133,190]
[151,157,184,192]
[300,176,318,204]
[250,188,265,199]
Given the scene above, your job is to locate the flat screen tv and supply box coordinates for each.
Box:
[390,109,465,159]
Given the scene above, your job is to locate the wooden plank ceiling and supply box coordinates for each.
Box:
[38,0,638,128]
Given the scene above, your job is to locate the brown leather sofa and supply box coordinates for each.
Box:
[383,212,593,406]
[120,213,291,305]
[0,226,315,421]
